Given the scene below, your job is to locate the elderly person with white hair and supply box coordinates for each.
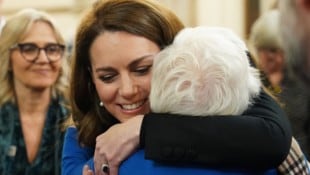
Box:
[151,26,261,116]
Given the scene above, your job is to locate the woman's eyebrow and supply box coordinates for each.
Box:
[128,54,155,68]
[95,54,156,73]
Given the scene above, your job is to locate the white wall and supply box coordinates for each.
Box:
[195,0,245,38]
[1,0,87,41]
[1,0,276,41]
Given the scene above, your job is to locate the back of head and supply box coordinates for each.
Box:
[0,8,68,105]
[150,26,261,116]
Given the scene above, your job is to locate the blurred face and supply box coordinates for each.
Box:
[90,31,160,122]
[10,21,63,91]
[257,48,284,75]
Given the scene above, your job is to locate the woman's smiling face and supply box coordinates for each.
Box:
[90,31,160,122]
[10,21,63,91]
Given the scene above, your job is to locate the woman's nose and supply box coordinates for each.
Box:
[35,49,50,63]
[119,75,138,98]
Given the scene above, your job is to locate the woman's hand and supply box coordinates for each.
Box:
[94,115,144,175]
[83,165,94,175]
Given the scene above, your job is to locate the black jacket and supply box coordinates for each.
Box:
[141,90,292,170]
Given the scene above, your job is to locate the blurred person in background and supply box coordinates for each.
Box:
[249,9,310,158]
[0,8,70,175]
[249,10,285,92]
[279,0,310,88]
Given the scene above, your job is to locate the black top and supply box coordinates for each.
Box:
[141,90,292,169]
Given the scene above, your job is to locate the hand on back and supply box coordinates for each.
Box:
[94,115,144,175]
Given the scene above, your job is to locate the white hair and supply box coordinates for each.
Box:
[150,26,261,116]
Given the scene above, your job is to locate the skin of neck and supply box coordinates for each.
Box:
[14,82,51,116]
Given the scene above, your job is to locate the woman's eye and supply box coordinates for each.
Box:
[135,65,152,75]
[21,45,37,53]
[99,74,115,83]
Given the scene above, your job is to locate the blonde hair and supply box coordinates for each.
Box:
[0,8,69,105]
[150,26,261,116]
[248,10,283,57]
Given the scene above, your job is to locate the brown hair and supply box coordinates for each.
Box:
[70,0,184,147]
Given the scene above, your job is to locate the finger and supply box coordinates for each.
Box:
[102,163,110,174]
[108,164,119,175]
[94,156,109,175]
[83,165,94,175]
[96,165,108,175]
[95,161,105,175]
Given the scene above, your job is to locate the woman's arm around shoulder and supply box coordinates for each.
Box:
[141,90,292,169]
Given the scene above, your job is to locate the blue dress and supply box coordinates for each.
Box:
[62,127,277,175]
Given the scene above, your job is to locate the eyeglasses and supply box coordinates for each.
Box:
[10,43,65,63]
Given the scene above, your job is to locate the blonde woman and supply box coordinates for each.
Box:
[0,8,70,175]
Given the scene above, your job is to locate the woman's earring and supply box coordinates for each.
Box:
[99,101,104,107]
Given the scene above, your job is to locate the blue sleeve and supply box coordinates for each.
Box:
[61,127,95,175]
